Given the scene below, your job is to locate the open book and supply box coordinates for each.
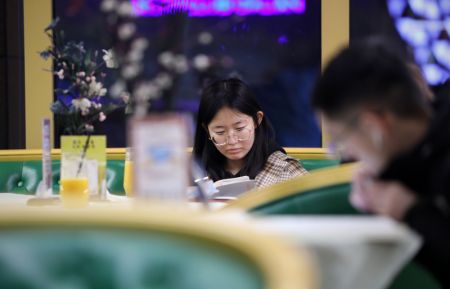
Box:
[212,176,256,200]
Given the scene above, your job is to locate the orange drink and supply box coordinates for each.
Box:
[60,178,89,208]
[60,151,90,207]
[123,160,134,197]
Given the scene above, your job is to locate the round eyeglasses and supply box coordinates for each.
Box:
[209,127,253,146]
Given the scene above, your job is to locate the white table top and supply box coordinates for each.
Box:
[204,211,422,289]
[0,192,226,210]
[250,216,421,289]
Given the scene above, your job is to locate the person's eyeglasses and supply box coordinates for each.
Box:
[327,113,360,159]
[209,126,253,146]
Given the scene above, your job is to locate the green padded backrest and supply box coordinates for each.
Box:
[389,262,442,289]
[0,227,263,289]
[0,160,125,195]
[299,159,340,172]
[105,160,125,195]
[251,183,359,215]
[0,162,33,194]
[0,158,339,195]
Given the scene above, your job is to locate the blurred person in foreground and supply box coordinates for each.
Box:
[311,39,450,287]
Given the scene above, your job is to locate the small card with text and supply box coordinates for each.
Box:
[129,114,190,201]
[60,135,106,197]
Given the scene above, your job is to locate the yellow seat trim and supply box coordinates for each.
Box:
[224,163,357,211]
[0,148,126,161]
[0,147,334,162]
[284,147,333,160]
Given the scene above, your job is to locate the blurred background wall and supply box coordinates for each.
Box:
[2,0,447,149]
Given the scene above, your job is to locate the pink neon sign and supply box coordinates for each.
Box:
[131,0,306,17]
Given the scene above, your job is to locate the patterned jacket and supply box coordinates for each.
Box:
[255,150,308,188]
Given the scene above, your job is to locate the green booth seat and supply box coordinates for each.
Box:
[225,164,442,289]
[224,163,358,215]
[298,159,340,172]
[0,208,317,289]
[0,149,127,195]
[285,147,340,171]
[0,159,125,195]
[0,148,338,195]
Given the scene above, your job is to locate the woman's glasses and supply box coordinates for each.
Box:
[209,125,253,146]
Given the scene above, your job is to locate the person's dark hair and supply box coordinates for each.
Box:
[193,78,282,181]
[312,38,431,121]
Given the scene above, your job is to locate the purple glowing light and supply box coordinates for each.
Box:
[131,0,306,17]
[278,35,288,44]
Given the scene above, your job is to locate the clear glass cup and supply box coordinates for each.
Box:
[123,147,134,197]
[60,152,89,208]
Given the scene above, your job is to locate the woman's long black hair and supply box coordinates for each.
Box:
[193,78,283,181]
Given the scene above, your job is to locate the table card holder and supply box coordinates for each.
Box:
[129,114,190,202]
[35,118,53,198]
[28,118,60,206]
[60,135,107,200]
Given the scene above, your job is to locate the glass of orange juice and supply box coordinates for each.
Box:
[123,147,134,197]
[60,152,89,208]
